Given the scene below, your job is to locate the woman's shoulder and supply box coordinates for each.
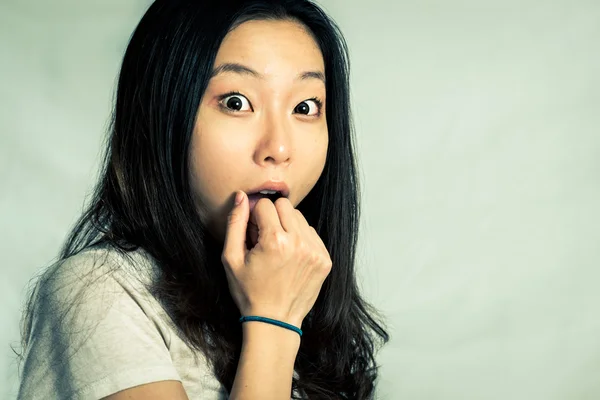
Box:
[39,244,159,292]
[28,244,162,318]
[30,243,173,337]
[18,245,191,399]
[21,246,175,363]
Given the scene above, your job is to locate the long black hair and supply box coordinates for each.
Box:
[21,0,389,398]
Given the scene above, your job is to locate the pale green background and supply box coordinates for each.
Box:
[1,0,599,399]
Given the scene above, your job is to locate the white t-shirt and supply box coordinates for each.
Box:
[17,246,235,399]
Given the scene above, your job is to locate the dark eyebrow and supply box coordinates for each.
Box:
[298,70,326,84]
[211,63,261,79]
[210,62,326,84]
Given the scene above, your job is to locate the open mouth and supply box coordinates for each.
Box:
[245,190,285,249]
[248,190,284,202]
[247,190,285,216]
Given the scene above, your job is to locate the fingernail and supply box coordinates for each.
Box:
[235,191,244,205]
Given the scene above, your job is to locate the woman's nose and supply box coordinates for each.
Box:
[253,114,291,166]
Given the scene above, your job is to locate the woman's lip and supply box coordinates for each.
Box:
[246,181,290,198]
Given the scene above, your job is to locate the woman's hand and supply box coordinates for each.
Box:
[221,191,332,328]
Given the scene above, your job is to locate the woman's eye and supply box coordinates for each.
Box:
[220,93,252,112]
[294,99,322,116]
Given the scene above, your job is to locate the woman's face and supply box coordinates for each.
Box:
[189,19,328,241]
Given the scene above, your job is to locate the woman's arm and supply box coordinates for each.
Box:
[103,322,299,400]
[230,322,301,400]
[102,381,189,400]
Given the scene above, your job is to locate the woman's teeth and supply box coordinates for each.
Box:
[247,191,283,206]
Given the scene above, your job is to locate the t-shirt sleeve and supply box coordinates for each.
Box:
[18,249,182,400]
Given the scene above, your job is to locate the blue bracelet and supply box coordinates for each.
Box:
[239,316,303,337]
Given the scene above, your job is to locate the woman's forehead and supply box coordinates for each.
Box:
[213,19,325,82]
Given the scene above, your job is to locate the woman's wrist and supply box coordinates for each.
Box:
[241,309,304,328]
[232,321,300,400]
[241,319,301,352]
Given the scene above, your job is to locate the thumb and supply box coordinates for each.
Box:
[222,190,249,266]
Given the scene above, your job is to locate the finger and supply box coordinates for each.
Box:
[273,197,299,233]
[252,198,283,233]
[283,206,326,260]
[222,191,249,266]
[292,208,310,229]
[290,208,318,244]
[309,225,330,255]
[293,210,328,253]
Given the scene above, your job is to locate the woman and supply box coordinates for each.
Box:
[17,0,389,398]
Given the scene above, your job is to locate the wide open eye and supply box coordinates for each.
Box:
[294,98,322,116]
[219,93,253,112]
